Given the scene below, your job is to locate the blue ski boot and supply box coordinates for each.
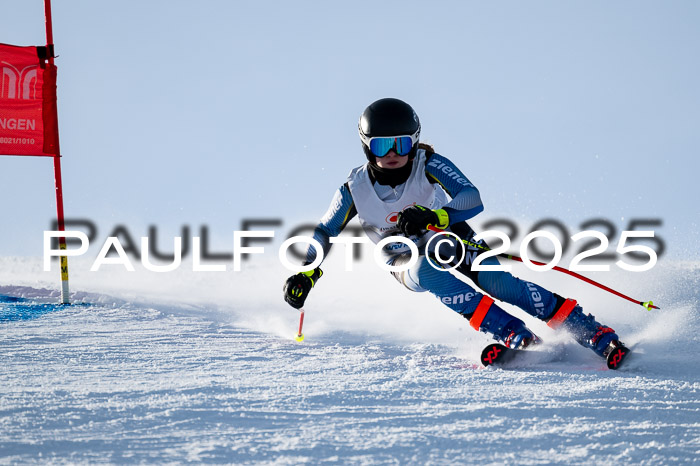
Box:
[466,295,541,349]
[546,298,624,358]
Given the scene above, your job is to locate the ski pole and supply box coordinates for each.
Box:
[427,225,659,311]
[295,308,305,342]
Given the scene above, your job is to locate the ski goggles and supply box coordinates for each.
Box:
[362,134,419,158]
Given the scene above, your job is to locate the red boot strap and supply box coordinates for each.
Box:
[591,326,616,345]
[547,298,578,329]
[470,295,495,331]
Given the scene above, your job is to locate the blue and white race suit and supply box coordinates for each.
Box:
[303,149,618,355]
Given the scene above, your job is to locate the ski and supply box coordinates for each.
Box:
[480,341,632,370]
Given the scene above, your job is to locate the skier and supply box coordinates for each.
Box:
[283,97,628,366]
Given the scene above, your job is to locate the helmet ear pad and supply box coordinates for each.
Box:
[362,143,374,163]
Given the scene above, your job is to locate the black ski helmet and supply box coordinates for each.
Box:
[358,98,421,163]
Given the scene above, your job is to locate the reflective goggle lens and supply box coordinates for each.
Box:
[369,136,414,157]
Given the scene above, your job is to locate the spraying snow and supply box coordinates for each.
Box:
[0,255,698,463]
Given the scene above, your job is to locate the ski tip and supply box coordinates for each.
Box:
[480,343,508,367]
[605,345,630,370]
[295,333,305,342]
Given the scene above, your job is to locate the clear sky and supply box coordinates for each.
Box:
[1,0,698,261]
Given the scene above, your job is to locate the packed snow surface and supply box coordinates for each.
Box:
[0,256,698,464]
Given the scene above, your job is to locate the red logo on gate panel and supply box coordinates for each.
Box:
[1,64,39,100]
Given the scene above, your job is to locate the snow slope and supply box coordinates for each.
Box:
[0,256,698,464]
